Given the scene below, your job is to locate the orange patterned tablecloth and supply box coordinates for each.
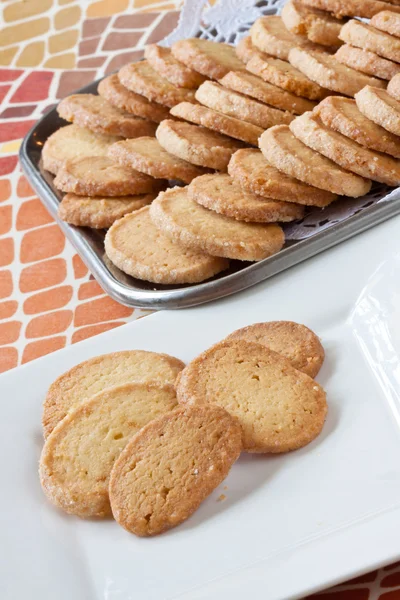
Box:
[0,1,399,597]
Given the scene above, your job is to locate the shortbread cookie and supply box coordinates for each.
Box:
[118,61,195,108]
[355,85,400,136]
[54,156,163,196]
[171,38,244,80]
[98,74,170,123]
[156,119,242,171]
[42,124,120,175]
[288,48,386,97]
[315,96,400,157]
[43,349,184,439]
[228,148,337,206]
[57,94,157,138]
[150,186,285,261]
[300,0,400,19]
[187,174,305,222]
[250,15,313,60]
[40,382,178,517]
[108,137,209,183]
[282,0,344,47]
[388,72,400,100]
[371,10,400,37]
[176,339,327,453]
[144,44,206,88]
[170,102,263,145]
[195,81,294,128]
[105,206,229,284]
[335,44,400,81]
[247,54,330,100]
[109,404,242,536]
[290,111,400,186]
[219,71,317,114]
[259,125,372,197]
[236,36,264,64]
[339,20,400,63]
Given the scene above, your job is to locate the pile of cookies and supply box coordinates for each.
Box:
[39,321,327,536]
[41,1,400,286]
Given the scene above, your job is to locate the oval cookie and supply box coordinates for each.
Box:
[144,44,206,88]
[250,15,313,60]
[235,36,263,64]
[171,38,245,80]
[371,10,400,37]
[339,19,400,63]
[281,0,344,47]
[388,73,400,101]
[355,85,400,136]
[335,44,400,81]
[299,0,400,19]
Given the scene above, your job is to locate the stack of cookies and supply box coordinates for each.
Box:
[39,321,327,536]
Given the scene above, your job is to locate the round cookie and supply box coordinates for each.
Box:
[109,404,242,536]
[250,15,313,60]
[388,73,400,100]
[371,10,400,37]
[339,20,400,63]
[105,206,229,284]
[149,186,285,261]
[170,101,263,145]
[144,44,206,89]
[42,124,120,175]
[187,174,305,223]
[155,119,242,171]
[315,96,400,158]
[118,61,195,108]
[355,85,400,136]
[42,349,184,438]
[108,137,209,183]
[335,44,400,81]
[228,148,337,207]
[98,74,170,123]
[259,125,372,197]
[235,36,264,64]
[195,81,294,128]
[176,339,328,453]
[282,0,344,47]
[57,94,157,138]
[225,321,324,377]
[171,38,245,80]
[299,0,400,19]
[40,382,178,517]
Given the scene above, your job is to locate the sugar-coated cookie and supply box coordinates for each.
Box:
[171,38,245,80]
[144,44,207,88]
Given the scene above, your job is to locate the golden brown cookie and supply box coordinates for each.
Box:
[187,173,305,223]
[235,36,265,64]
[228,148,337,206]
[150,186,285,261]
[108,136,209,183]
[355,85,400,136]
[171,38,245,80]
[250,15,314,60]
[144,44,207,88]
[176,339,327,453]
[40,382,178,517]
[105,206,229,284]
[388,72,400,100]
[109,404,242,536]
[170,101,264,145]
[42,124,120,175]
[118,61,195,108]
[371,10,400,37]
[259,125,372,197]
[339,20,400,63]
[299,0,400,19]
[335,44,400,81]
[195,80,294,128]
[281,0,344,47]
[156,119,242,171]
[315,96,400,158]
[98,74,170,123]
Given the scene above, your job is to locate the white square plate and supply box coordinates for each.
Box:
[2,217,400,600]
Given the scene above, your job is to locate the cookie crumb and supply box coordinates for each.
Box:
[218,494,226,502]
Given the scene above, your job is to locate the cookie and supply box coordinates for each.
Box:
[42,124,120,175]
[40,382,178,517]
[288,48,386,97]
[176,339,327,453]
[250,15,314,60]
[108,137,209,184]
[235,36,264,64]
[226,321,325,378]
[42,349,184,439]
[105,206,229,284]
[299,0,400,19]
[109,404,242,536]
[355,85,400,136]
[57,94,157,138]
[219,71,317,114]
[315,96,400,158]
[98,74,170,123]
[156,119,242,171]
[281,0,344,47]
[195,80,294,128]
[371,10,400,37]
[170,102,264,145]
[246,54,330,100]
[259,125,372,197]
[149,186,285,261]
[144,44,207,89]
[228,148,337,207]
[53,156,163,196]
[290,111,400,186]
[388,72,400,100]
[335,44,400,81]
[339,20,400,63]
[118,61,195,108]
[171,38,245,80]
